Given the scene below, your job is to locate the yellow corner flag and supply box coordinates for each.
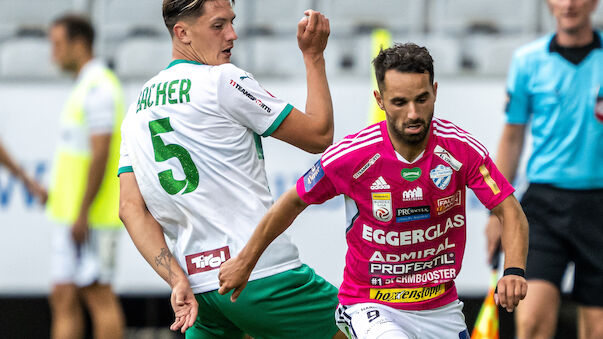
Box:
[471,269,500,339]
[368,29,392,125]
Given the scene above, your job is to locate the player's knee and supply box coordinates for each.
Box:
[49,286,79,312]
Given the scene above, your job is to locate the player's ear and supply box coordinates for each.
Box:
[432,81,438,100]
[374,90,385,111]
[173,21,192,44]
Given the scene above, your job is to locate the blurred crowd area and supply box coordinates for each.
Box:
[2,0,603,81]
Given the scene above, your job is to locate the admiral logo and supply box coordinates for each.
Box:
[370,176,390,190]
[396,206,430,222]
[430,164,452,190]
[401,167,421,182]
[229,79,271,113]
[370,284,446,303]
[402,187,423,201]
[372,193,393,222]
[303,160,325,192]
[437,190,462,215]
[369,252,455,275]
[353,153,381,179]
[185,246,231,275]
[434,145,463,171]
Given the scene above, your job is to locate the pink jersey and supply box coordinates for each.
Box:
[296,118,514,311]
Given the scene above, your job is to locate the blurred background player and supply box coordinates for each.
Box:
[46,14,125,339]
[118,0,345,337]
[218,43,529,339]
[485,0,603,338]
[0,140,48,204]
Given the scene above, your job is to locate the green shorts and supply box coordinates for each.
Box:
[186,264,340,339]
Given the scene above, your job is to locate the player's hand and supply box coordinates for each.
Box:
[170,280,198,334]
[71,216,89,245]
[218,256,253,302]
[297,10,330,57]
[485,214,503,265]
[494,275,527,312]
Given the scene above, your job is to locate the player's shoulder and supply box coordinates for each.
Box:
[211,63,255,81]
[321,122,385,170]
[512,34,554,62]
[432,118,488,160]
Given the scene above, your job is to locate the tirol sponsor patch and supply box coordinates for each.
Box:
[436,190,462,215]
[303,160,325,192]
[354,153,381,179]
[370,283,446,303]
[396,206,430,222]
[185,246,231,275]
[434,145,463,171]
[372,192,393,222]
[401,167,421,181]
[402,186,423,202]
[430,164,453,190]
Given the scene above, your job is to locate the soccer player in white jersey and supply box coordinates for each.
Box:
[118,0,345,338]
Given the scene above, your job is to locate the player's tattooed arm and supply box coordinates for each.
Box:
[155,247,177,286]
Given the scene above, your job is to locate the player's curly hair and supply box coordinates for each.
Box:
[373,43,434,89]
[162,0,235,36]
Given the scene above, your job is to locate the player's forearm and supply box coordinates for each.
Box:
[0,143,27,179]
[120,203,188,288]
[303,54,334,150]
[495,196,529,269]
[238,187,308,268]
[494,124,525,184]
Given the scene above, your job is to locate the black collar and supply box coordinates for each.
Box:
[548,31,602,65]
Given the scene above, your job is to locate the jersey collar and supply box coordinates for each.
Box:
[166,59,204,69]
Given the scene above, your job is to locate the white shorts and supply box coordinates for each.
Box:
[51,224,120,287]
[335,300,469,339]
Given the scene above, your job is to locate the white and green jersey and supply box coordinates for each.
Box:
[118,59,301,293]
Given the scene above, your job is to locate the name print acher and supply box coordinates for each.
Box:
[298,119,514,310]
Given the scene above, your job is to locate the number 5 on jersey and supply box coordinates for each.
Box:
[149,117,199,195]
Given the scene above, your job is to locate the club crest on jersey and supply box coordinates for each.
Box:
[371,176,390,190]
[401,167,421,182]
[434,145,463,171]
[430,165,452,190]
[303,160,325,192]
[402,187,423,202]
[372,193,393,222]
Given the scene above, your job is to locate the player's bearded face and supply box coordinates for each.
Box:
[378,70,437,146]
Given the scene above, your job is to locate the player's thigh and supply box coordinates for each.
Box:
[521,184,571,287]
[339,303,413,339]
[417,300,468,339]
[187,293,244,339]
[578,306,603,339]
[515,280,560,336]
[216,264,340,339]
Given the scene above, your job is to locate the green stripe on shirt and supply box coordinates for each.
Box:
[262,104,293,137]
[117,166,133,176]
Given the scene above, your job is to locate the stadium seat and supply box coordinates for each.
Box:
[92,0,167,42]
[398,35,462,76]
[429,0,539,35]
[0,0,74,40]
[323,0,425,35]
[114,37,172,79]
[0,37,61,79]
[237,0,313,36]
[245,35,306,77]
[466,34,538,76]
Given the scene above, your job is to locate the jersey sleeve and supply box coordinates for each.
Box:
[466,155,514,210]
[505,51,530,124]
[117,133,133,177]
[217,64,293,136]
[296,159,339,205]
[84,83,116,135]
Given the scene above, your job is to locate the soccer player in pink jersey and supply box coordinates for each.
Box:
[218,43,529,338]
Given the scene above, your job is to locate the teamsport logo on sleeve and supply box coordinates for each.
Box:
[434,145,463,171]
[436,190,462,215]
[229,79,272,113]
[185,246,231,275]
[353,153,381,179]
[303,160,325,192]
[372,193,393,222]
[430,165,453,190]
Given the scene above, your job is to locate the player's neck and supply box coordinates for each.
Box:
[556,24,594,47]
[389,133,430,163]
[74,55,92,77]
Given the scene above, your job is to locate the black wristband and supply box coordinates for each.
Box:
[503,267,525,278]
